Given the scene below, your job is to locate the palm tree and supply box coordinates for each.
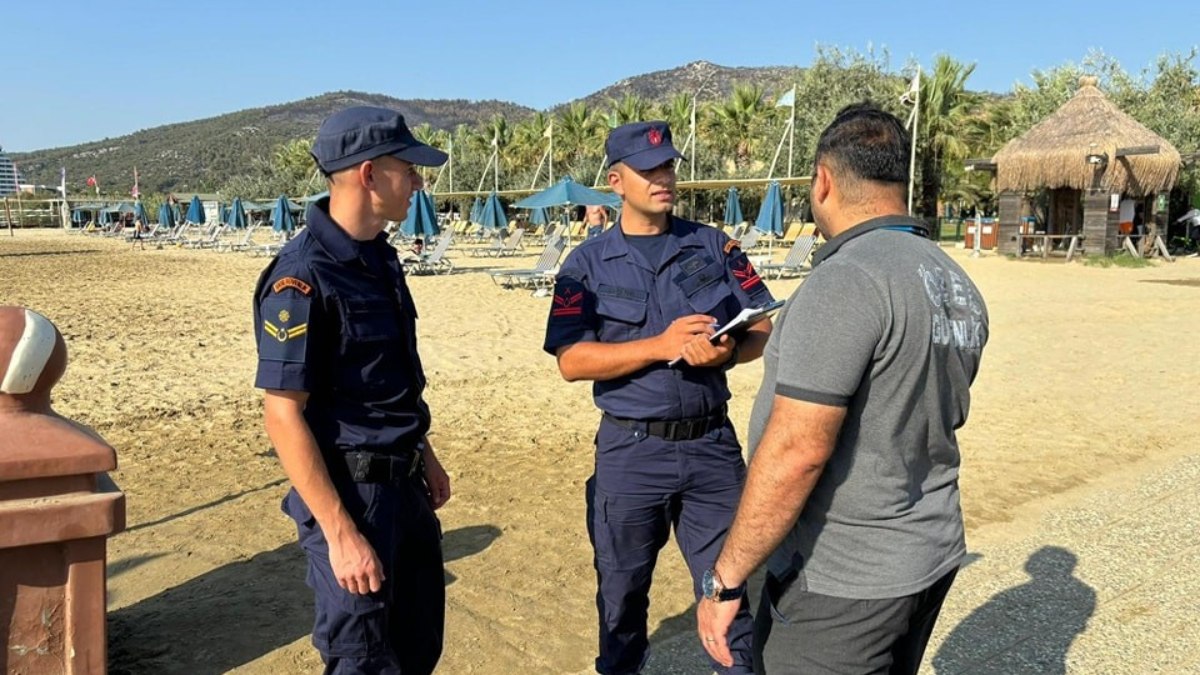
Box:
[706,83,770,174]
[915,55,980,229]
[605,93,651,128]
[657,92,694,141]
[511,112,554,186]
[556,102,604,181]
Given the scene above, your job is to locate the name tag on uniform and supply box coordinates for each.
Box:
[596,285,648,303]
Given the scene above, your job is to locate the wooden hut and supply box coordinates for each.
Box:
[988,76,1181,257]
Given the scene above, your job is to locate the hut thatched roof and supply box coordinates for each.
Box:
[993,77,1180,196]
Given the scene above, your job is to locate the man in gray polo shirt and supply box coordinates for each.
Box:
[696,102,988,674]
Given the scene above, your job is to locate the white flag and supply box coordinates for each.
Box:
[775,86,796,108]
[543,121,553,139]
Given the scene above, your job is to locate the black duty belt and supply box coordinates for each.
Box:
[342,450,422,483]
[603,404,728,442]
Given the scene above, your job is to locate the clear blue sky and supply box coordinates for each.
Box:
[3,0,1197,151]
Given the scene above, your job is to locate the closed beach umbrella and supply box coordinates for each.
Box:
[158,203,176,229]
[226,197,248,229]
[401,190,439,237]
[469,197,484,225]
[271,195,297,233]
[478,192,507,233]
[754,181,783,236]
[185,196,206,225]
[723,187,744,226]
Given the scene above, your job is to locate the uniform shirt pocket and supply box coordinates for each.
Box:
[676,260,734,315]
[344,298,401,342]
[595,285,648,341]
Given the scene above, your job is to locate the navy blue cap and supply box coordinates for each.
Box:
[312,106,448,173]
[605,121,684,170]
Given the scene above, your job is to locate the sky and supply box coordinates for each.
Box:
[3,0,1198,152]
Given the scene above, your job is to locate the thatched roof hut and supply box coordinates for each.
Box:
[993,76,1181,197]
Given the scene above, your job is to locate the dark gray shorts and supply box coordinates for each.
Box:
[754,568,957,675]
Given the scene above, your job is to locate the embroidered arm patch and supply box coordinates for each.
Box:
[258,294,311,363]
[728,250,768,298]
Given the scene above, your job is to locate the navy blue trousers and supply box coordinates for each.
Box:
[284,473,444,674]
[588,418,754,674]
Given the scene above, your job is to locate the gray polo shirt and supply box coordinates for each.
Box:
[748,215,988,600]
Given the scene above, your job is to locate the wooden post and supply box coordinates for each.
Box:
[997,191,1022,255]
[1082,190,1112,256]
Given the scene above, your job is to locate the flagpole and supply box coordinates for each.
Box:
[787,83,796,179]
[907,68,920,217]
[548,121,554,185]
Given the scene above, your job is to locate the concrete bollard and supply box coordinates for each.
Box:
[0,307,125,674]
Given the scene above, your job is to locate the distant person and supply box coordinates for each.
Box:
[404,237,425,262]
[254,106,451,674]
[585,205,608,239]
[697,102,990,674]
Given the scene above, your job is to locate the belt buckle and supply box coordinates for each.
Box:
[352,452,371,482]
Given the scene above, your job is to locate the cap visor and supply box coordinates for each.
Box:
[622,146,685,171]
[394,143,448,167]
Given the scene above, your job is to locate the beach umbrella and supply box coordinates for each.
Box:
[301,191,329,203]
[754,181,783,236]
[530,207,549,226]
[469,197,484,225]
[723,187,744,226]
[401,190,439,237]
[71,209,86,225]
[98,209,111,226]
[185,196,206,224]
[158,203,176,229]
[225,197,248,229]
[513,176,619,209]
[478,192,507,233]
[271,195,297,233]
[134,201,151,227]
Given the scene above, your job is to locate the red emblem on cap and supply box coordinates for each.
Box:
[647,128,663,146]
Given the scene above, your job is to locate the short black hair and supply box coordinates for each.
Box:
[813,102,910,185]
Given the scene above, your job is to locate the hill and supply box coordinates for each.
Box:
[11,92,535,194]
[568,60,804,108]
[12,62,807,194]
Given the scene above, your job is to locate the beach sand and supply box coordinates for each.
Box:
[1,229,1197,673]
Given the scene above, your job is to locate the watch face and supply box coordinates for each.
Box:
[702,569,716,599]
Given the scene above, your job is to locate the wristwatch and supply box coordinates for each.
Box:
[702,568,746,602]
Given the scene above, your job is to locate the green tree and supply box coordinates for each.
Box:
[914,55,980,226]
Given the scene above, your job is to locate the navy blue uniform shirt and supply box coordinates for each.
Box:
[254,198,429,454]
[544,216,774,420]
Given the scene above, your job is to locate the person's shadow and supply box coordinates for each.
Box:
[933,546,1095,674]
[107,524,500,675]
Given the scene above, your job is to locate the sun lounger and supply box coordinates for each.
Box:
[759,235,818,279]
[489,235,567,289]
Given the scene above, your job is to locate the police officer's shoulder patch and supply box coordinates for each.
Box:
[258,294,310,363]
[728,250,767,296]
[272,276,312,295]
[723,239,741,255]
[256,262,316,364]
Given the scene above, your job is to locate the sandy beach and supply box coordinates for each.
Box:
[1,228,1197,674]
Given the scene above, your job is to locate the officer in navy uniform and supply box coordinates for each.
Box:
[254,106,452,675]
[544,121,775,675]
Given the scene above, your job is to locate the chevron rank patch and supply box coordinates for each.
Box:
[258,294,310,363]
